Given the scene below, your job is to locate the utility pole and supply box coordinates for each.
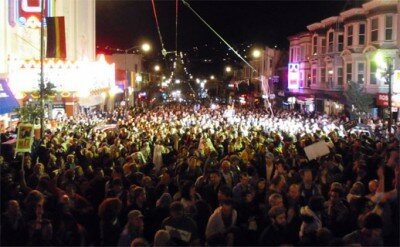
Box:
[385,57,393,135]
[40,0,45,139]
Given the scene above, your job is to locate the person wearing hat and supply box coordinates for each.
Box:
[343,212,383,246]
[258,206,294,246]
[117,210,144,246]
[161,201,199,245]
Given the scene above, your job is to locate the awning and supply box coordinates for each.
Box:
[0,79,20,115]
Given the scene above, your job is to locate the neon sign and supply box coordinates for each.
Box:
[288,63,300,89]
[8,0,53,28]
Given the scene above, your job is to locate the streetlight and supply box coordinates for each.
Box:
[124,42,151,107]
[375,52,394,135]
[210,75,215,80]
[141,43,151,53]
[252,49,261,58]
[225,66,232,73]
[154,65,160,72]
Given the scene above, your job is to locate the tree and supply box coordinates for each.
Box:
[344,81,374,119]
[16,82,56,124]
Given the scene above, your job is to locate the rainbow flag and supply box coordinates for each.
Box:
[46,17,66,58]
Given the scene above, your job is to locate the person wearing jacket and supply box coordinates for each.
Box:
[205,199,237,245]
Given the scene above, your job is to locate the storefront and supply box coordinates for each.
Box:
[296,96,315,113]
[376,93,400,122]
[314,92,345,115]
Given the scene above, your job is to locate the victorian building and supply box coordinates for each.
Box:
[287,0,399,116]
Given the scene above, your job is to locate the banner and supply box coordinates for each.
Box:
[46,16,66,58]
[261,75,269,96]
[16,123,34,153]
[304,141,330,161]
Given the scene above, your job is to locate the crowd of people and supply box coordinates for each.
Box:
[1,103,399,246]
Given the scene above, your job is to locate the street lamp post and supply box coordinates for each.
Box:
[124,43,150,108]
[375,52,394,135]
[375,52,393,136]
[39,0,45,139]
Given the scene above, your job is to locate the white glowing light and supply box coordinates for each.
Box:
[252,49,261,58]
[8,57,115,95]
[142,43,151,52]
[136,74,143,83]
[109,86,123,97]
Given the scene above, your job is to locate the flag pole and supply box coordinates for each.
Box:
[40,0,45,139]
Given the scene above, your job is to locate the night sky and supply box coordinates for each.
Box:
[96,0,351,76]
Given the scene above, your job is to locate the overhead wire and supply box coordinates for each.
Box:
[150,0,167,56]
[175,0,179,57]
[181,0,257,72]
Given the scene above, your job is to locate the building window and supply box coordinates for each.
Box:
[297,47,300,61]
[269,59,273,69]
[371,18,379,42]
[134,64,138,72]
[301,45,305,60]
[328,32,334,52]
[312,36,318,55]
[290,48,294,62]
[357,63,365,84]
[338,34,343,51]
[321,38,326,54]
[320,68,326,83]
[312,68,317,84]
[359,23,365,45]
[337,67,343,85]
[385,15,393,40]
[370,60,377,84]
[347,25,353,46]
[346,63,352,83]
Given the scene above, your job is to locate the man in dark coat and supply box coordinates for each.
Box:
[258,206,295,246]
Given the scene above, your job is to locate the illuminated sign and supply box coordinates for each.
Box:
[376,93,400,108]
[8,56,115,94]
[288,63,300,89]
[8,0,53,28]
[393,70,400,94]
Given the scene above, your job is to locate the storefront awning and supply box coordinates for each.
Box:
[0,80,20,115]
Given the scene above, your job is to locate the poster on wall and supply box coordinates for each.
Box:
[288,63,300,89]
[16,123,34,153]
